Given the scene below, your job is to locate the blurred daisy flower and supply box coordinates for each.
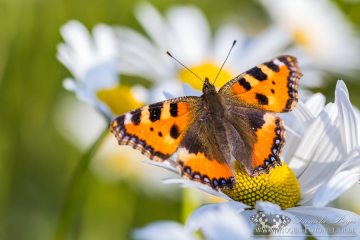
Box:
[57,20,142,120]
[261,0,360,86]
[136,81,360,238]
[115,3,295,102]
[116,2,360,91]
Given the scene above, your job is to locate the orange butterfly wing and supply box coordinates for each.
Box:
[249,113,285,176]
[176,120,235,189]
[220,56,300,176]
[219,55,301,112]
[110,97,198,162]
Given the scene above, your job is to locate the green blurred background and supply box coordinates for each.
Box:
[1,0,360,239]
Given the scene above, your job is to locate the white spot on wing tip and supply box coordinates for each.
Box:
[273,59,283,66]
[124,113,132,124]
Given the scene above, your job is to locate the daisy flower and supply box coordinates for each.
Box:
[115,3,296,102]
[135,80,360,238]
[57,20,142,120]
[260,0,360,85]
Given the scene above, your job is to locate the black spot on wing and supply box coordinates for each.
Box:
[181,126,205,155]
[255,93,269,105]
[247,111,265,131]
[264,61,280,72]
[131,109,141,125]
[113,115,125,128]
[246,67,267,81]
[184,136,203,155]
[170,124,180,139]
[149,102,163,122]
[170,102,178,117]
[238,78,251,90]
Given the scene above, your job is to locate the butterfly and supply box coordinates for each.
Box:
[110,55,301,190]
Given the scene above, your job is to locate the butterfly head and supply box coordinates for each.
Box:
[202,77,217,95]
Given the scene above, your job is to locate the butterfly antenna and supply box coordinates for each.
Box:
[213,40,237,85]
[166,51,203,82]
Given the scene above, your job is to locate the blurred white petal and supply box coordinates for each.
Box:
[162,178,231,200]
[312,149,360,207]
[261,0,360,75]
[255,201,282,213]
[335,80,360,154]
[116,26,172,80]
[181,83,201,97]
[167,6,211,64]
[213,25,246,62]
[58,20,119,118]
[186,203,251,239]
[131,85,149,104]
[133,222,195,240]
[237,26,291,70]
[135,3,171,50]
[53,96,107,150]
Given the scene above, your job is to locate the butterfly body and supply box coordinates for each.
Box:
[111,55,301,190]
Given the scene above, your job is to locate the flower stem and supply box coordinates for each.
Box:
[53,127,108,240]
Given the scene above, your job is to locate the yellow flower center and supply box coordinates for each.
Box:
[178,61,232,90]
[292,28,316,54]
[222,162,300,209]
[96,85,142,115]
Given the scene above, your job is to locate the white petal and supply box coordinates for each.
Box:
[285,49,327,88]
[291,103,347,202]
[93,24,118,60]
[313,171,359,208]
[53,96,108,150]
[60,20,95,78]
[148,81,184,102]
[166,5,211,65]
[186,203,251,239]
[142,159,178,174]
[282,95,325,165]
[163,91,175,100]
[115,27,172,80]
[162,178,232,200]
[255,201,282,214]
[57,43,77,76]
[287,206,360,237]
[335,80,360,154]
[63,78,77,91]
[304,93,326,117]
[337,147,360,172]
[181,83,201,97]
[238,26,291,70]
[261,0,360,74]
[281,101,315,162]
[133,221,195,240]
[312,149,360,207]
[135,3,170,49]
[286,103,336,177]
[213,25,246,64]
[131,85,149,104]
